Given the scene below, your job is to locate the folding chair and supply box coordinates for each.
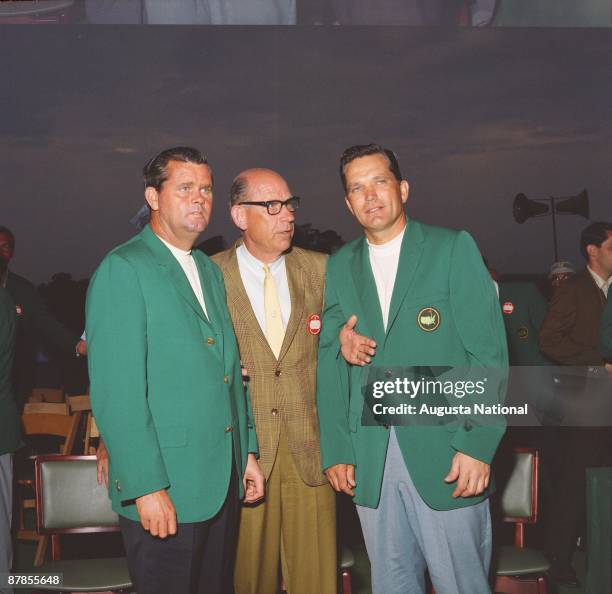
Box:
[17,410,82,565]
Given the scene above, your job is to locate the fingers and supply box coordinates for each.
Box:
[325,464,356,496]
[345,314,358,330]
[96,461,103,485]
[347,464,356,488]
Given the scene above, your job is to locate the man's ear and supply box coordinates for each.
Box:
[145,187,159,211]
[400,179,409,204]
[231,203,247,231]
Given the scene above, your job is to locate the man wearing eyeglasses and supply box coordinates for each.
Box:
[211,169,336,594]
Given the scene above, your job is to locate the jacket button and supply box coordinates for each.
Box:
[385,369,393,378]
[271,408,278,416]
[207,337,215,345]
[225,426,233,433]
[115,480,121,492]
[464,421,472,432]
[275,369,282,377]
[224,375,230,383]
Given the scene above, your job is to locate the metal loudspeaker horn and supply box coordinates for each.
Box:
[555,189,589,219]
[513,193,549,224]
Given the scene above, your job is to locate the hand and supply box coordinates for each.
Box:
[444,452,490,498]
[135,490,177,538]
[242,453,265,504]
[325,464,356,496]
[76,339,87,357]
[605,363,612,376]
[96,438,109,487]
[339,315,376,366]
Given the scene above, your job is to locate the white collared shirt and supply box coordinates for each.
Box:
[236,243,291,334]
[368,226,406,331]
[588,266,612,298]
[158,236,208,319]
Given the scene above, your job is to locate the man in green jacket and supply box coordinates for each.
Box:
[317,144,508,594]
[87,147,264,594]
[0,255,21,594]
[0,226,86,400]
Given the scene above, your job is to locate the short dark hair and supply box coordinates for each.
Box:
[0,226,15,249]
[339,144,402,193]
[143,147,209,191]
[229,175,249,206]
[580,221,612,260]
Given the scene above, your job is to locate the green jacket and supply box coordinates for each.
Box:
[5,271,79,399]
[498,282,550,366]
[0,288,22,456]
[87,225,257,522]
[601,297,612,362]
[317,219,508,511]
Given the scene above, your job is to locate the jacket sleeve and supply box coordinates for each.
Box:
[539,283,603,365]
[600,299,612,362]
[87,254,169,503]
[448,231,508,464]
[316,264,355,470]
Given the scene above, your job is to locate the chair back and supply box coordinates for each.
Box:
[23,402,70,416]
[500,448,538,523]
[21,412,81,455]
[67,394,91,413]
[35,455,119,535]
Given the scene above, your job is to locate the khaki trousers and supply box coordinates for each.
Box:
[234,431,336,594]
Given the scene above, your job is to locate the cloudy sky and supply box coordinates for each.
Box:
[1,25,611,282]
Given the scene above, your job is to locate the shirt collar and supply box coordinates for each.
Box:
[587,266,611,291]
[237,243,285,274]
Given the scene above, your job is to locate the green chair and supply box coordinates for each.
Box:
[494,448,550,594]
[33,455,133,592]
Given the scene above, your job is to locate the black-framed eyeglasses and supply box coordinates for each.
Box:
[239,196,300,215]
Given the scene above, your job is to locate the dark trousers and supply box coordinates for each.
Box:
[120,466,239,594]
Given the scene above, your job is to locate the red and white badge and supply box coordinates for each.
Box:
[307,314,322,335]
[15,304,23,316]
[502,301,515,315]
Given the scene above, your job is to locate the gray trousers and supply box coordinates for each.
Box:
[357,430,492,594]
[0,454,13,594]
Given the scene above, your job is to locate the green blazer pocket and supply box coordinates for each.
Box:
[157,426,188,448]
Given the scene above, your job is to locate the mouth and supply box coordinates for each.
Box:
[366,206,383,215]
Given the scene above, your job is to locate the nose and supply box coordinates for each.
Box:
[279,202,295,223]
[364,184,378,202]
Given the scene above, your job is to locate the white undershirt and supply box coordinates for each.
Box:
[587,266,611,298]
[368,226,406,331]
[236,243,291,334]
[158,236,208,319]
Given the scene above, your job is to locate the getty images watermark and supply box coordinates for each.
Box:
[358,366,612,428]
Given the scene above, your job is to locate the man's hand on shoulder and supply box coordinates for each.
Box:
[444,452,490,498]
[135,490,177,538]
[325,463,356,496]
[243,453,265,504]
[339,315,376,366]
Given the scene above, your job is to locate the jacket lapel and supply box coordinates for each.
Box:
[224,243,273,356]
[385,220,425,342]
[278,249,305,361]
[140,226,211,327]
[350,238,385,346]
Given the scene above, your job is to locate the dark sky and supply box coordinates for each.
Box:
[1,25,611,282]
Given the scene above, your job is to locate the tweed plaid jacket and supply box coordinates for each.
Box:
[212,242,328,486]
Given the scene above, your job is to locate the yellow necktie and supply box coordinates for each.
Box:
[264,264,285,358]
